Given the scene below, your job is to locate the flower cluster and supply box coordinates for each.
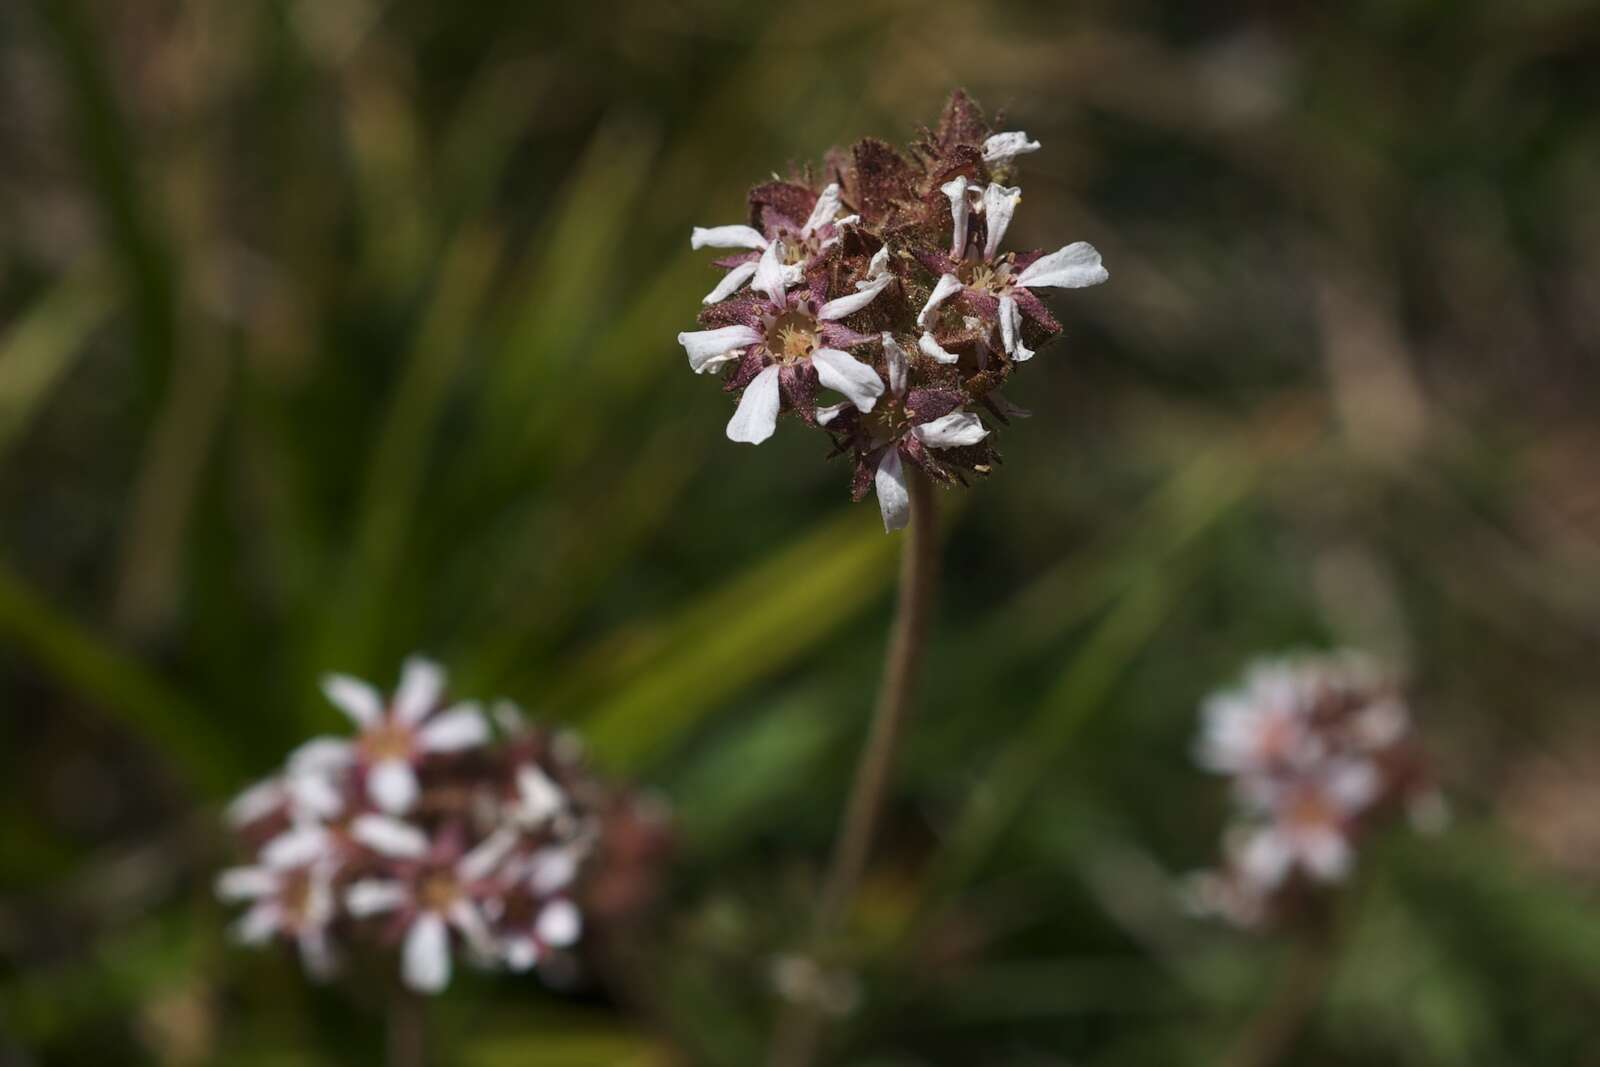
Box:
[217,656,658,993]
[1185,651,1445,928]
[677,92,1108,531]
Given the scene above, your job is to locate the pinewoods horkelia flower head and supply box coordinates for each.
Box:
[217,656,668,993]
[677,91,1108,531]
[1184,651,1446,929]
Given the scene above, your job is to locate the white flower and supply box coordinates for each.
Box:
[224,763,345,829]
[688,182,854,304]
[344,818,514,994]
[304,657,489,815]
[216,847,340,978]
[1235,759,1379,889]
[870,333,989,532]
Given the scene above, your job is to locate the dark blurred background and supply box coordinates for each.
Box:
[3,0,1600,1063]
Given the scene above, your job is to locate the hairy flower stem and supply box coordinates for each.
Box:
[771,468,940,1067]
[1225,920,1336,1067]
[387,986,428,1067]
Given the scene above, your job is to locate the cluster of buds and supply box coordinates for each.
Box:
[216,657,660,993]
[1186,651,1446,928]
[676,92,1108,531]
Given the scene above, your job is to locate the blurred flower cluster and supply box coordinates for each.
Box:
[216,657,666,993]
[1186,651,1446,928]
[677,92,1108,530]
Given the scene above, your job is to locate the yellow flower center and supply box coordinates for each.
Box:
[767,311,820,365]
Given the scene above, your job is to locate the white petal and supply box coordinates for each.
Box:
[288,737,355,775]
[536,899,583,948]
[415,704,489,753]
[875,450,911,533]
[367,757,420,815]
[918,332,959,365]
[981,184,1021,260]
[940,175,969,257]
[815,401,850,426]
[402,912,452,994]
[752,240,789,305]
[1014,241,1109,289]
[393,656,444,725]
[350,812,430,860]
[447,900,499,958]
[321,674,383,729]
[859,244,890,287]
[216,866,278,902]
[457,828,518,882]
[818,279,889,321]
[514,765,565,826]
[503,936,540,972]
[881,333,908,396]
[491,699,526,734]
[811,348,884,413]
[726,364,782,444]
[345,879,411,917]
[286,770,346,820]
[1326,760,1379,813]
[690,225,766,250]
[225,778,284,827]
[260,824,333,869]
[678,325,762,374]
[527,846,581,894]
[914,411,989,449]
[1300,829,1353,883]
[233,903,282,945]
[999,294,1019,355]
[1239,829,1293,890]
[801,182,842,236]
[701,260,758,305]
[982,131,1042,164]
[917,273,964,328]
[298,929,338,980]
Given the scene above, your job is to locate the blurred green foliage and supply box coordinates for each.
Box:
[3,0,1600,1063]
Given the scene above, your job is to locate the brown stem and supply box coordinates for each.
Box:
[769,467,941,1067]
[1224,925,1336,1067]
[387,984,428,1067]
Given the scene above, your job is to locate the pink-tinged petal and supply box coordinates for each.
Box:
[940,175,969,257]
[810,348,884,413]
[690,224,766,250]
[346,879,411,917]
[678,325,762,374]
[914,411,988,449]
[367,758,420,815]
[402,912,452,993]
[286,770,346,821]
[536,899,582,948]
[216,866,278,902]
[261,824,333,869]
[350,812,430,859]
[288,737,355,774]
[415,704,488,753]
[875,450,910,533]
[752,240,789,306]
[818,279,889,321]
[918,332,959,365]
[881,333,908,396]
[233,902,282,945]
[392,656,444,726]
[917,273,963,328]
[1326,760,1380,813]
[321,674,383,729]
[981,183,1021,260]
[982,131,1042,165]
[702,260,758,305]
[726,364,782,444]
[1014,242,1108,289]
[800,182,842,236]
